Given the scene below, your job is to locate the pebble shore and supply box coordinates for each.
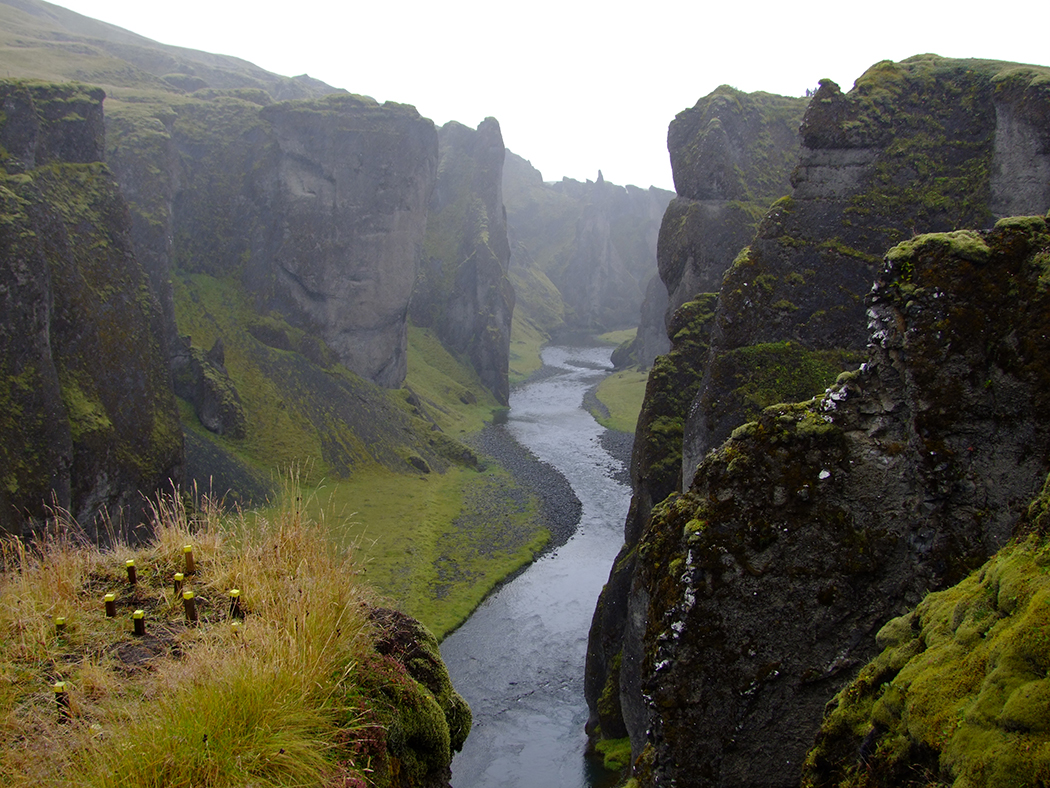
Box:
[469,422,634,552]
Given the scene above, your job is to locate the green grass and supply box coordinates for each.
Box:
[596,328,637,346]
[592,368,649,434]
[0,483,418,787]
[294,464,548,640]
[508,309,549,386]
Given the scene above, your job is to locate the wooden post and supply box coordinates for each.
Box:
[173,572,184,596]
[126,559,137,586]
[183,590,198,624]
[183,545,196,576]
[54,616,66,636]
[132,609,145,637]
[53,681,70,721]
[228,588,242,619]
[104,593,116,618]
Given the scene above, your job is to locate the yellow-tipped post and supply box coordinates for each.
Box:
[173,572,184,595]
[183,544,196,576]
[228,588,242,619]
[230,620,242,636]
[183,590,198,624]
[125,559,137,586]
[54,616,66,636]
[53,681,70,721]
[104,593,116,618]
[132,609,145,637]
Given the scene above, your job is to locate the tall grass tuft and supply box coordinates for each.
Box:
[0,473,377,787]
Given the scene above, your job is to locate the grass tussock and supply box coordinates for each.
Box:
[0,474,382,788]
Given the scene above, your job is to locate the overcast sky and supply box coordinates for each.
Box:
[47,0,1050,191]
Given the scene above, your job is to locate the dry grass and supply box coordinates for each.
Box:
[0,473,378,787]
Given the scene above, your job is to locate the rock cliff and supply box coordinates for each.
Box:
[414,119,514,404]
[587,56,1050,787]
[682,57,1050,479]
[0,81,183,537]
[629,216,1050,787]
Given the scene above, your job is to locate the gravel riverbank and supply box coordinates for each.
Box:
[468,421,634,552]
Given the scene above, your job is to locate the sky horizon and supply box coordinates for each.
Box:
[38,0,1050,192]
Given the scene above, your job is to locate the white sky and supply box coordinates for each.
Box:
[45,0,1050,191]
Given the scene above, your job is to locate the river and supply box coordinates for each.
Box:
[440,345,632,788]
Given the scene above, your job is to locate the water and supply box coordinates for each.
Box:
[440,345,632,788]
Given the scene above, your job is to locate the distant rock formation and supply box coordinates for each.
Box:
[414,118,514,404]
[502,153,673,343]
[0,81,183,537]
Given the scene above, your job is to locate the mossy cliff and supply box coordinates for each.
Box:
[614,215,1050,787]
[0,81,183,537]
[801,526,1050,788]
[683,57,1050,479]
[414,119,514,405]
[658,86,808,316]
[585,83,808,753]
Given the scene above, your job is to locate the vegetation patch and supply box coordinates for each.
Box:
[0,480,468,787]
[592,368,649,434]
[803,530,1050,787]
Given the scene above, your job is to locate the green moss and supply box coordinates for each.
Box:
[724,341,864,418]
[596,737,633,771]
[886,230,991,267]
[803,532,1050,787]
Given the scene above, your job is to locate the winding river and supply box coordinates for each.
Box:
[440,345,632,788]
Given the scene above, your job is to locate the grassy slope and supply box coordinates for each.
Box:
[174,273,549,638]
[0,487,468,787]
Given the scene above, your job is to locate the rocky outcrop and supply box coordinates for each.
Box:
[658,87,807,316]
[258,95,438,388]
[107,91,439,392]
[630,215,1050,787]
[586,85,807,747]
[587,56,1050,787]
[0,81,183,537]
[802,505,1050,788]
[682,58,1050,481]
[502,153,672,339]
[414,119,514,404]
[365,608,472,788]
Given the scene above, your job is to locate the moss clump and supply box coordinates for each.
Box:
[802,531,1050,787]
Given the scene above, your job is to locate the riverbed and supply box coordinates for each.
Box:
[440,345,632,788]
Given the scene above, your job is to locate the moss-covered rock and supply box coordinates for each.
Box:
[0,81,183,537]
[802,528,1050,788]
[617,214,1050,787]
[360,608,472,788]
[683,56,1050,479]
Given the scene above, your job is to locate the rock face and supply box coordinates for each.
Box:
[0,81,183,536]
[414,119,514,404]
[682,58,1050,481]
[258,95,438,388]
[630,217,1050,787]
[502,153,673,341]
[586,56,1050,788]
[109,92,438,391]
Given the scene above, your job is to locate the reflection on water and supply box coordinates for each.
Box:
[441,346,631,788]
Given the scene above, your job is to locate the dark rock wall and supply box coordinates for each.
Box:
[586,56,1050,788]
[414,119,514,404]
[0,81,183,536]
[682,58,1050,481]
[108,92,439,392]
[632,216,1050,787]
